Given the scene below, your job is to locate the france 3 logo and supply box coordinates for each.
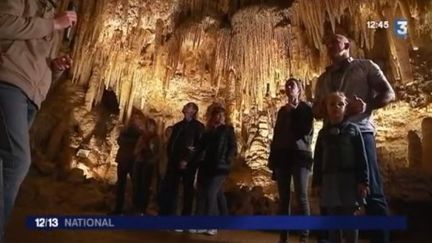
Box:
[394,19,408,39]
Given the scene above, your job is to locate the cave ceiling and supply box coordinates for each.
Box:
[31,0,432,186]
[66,0,432,122]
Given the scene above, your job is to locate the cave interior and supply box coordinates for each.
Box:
[6,0,432,242]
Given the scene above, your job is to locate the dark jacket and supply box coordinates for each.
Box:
[115,126,141,164]
[194,125,237,176]
[167,119,204,170]
[134,134,161,165]
[268,101,314,170]
[312,121,369,188]
[0,0,60,108]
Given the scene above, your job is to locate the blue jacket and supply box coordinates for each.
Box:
[313,121,369,208]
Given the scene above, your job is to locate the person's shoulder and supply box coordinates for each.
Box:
[316,68,333,89]
[352,58,375,64]
[317,70,330,82]
[352,58,381,70]
[225,124,234,130]
[193,119,205,127]
[299,101,313,109]
[316,127,328,140]
[223,124,235,132]
[342,122,362,136]
[277,106,285,114]
[172,121,183,129]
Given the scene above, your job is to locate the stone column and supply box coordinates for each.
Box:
[407,130,422,168]
[421,117,432,172]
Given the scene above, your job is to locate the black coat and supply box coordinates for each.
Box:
[268,101,314,170]
[115,126,141,164]
[167,119,205,169]
[194,124,237,176]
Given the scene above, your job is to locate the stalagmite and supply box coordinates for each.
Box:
[421,117,432,172]
[407,130,422,168]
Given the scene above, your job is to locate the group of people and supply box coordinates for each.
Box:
[0,0,396,242]
[269,34,395,243]
[112,112,162,216]
[113,103,237,235]
[112,33,395,243]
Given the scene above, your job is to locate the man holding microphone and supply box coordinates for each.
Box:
[0,0,77,239]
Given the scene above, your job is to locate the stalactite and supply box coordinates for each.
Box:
[72,0,175,121]
[84,65,102,111]
[70,0,425,124]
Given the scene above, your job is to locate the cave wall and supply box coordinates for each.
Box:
[29,0,432,203]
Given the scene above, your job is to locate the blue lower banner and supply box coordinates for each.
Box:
[26,216,406,230]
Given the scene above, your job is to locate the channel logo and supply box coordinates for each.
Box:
[394,19,408,38]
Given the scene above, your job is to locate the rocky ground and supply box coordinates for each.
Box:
[4,165,431,243]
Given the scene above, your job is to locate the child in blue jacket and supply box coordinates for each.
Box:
[313,92,369,243]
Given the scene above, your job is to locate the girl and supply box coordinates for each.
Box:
[133,118,161,215]
[312,92,369,243]
[193,105,237,236]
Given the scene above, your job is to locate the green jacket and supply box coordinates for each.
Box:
[0,0,59,108]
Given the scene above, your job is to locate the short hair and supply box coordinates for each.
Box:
[182,102,199,118]
[323,33,350,45]
[285,77,303,99]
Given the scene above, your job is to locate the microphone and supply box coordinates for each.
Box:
[64,1,77,42]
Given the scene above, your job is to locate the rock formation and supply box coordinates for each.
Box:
[24,0,432,212]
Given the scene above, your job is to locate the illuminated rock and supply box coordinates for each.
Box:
[421,117,432,172]
[23,0,432,207]
[407,130,422,168]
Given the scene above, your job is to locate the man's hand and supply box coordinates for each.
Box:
[54,11,77,30]
[347,96,366,116]
[187,146,195,152]
[51,55,72,72]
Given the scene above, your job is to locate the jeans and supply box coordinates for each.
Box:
[196,173,228,216]
[158,167,197,215]
[362,133,390,243]
[317,207,329,243]
[132,162,154,214]
[327,207,358,243]
[275,165,310,242]
[114,160,134,213]
[0,82,37,237]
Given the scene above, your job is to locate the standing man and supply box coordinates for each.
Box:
[159,102,204,220]
[0,0,77,238]
[313,33,396,243]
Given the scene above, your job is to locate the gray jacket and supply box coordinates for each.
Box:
[0,0,59,108]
